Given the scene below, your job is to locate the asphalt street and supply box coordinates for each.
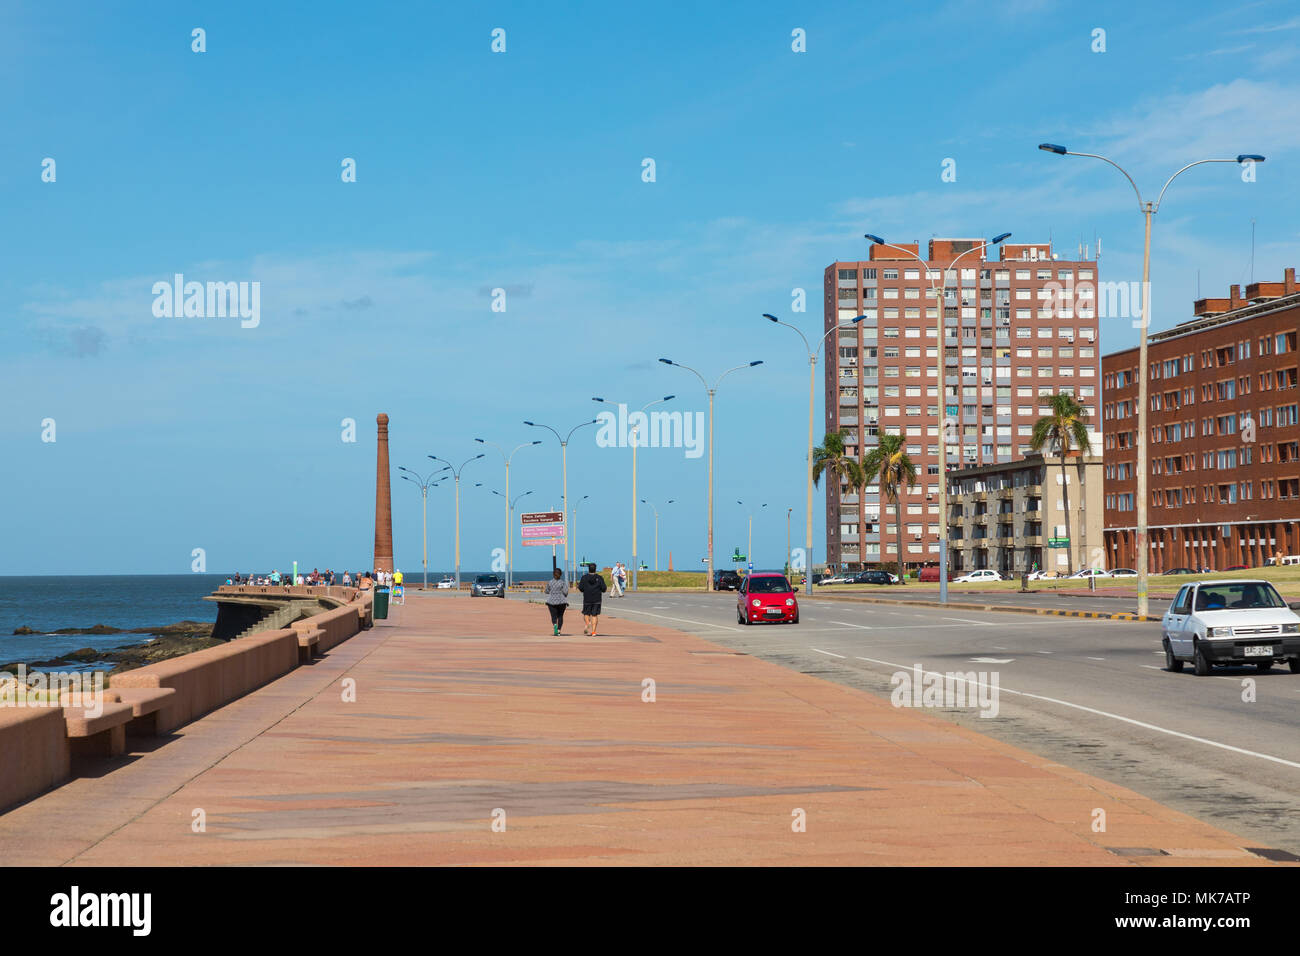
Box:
[581,590,1300,856]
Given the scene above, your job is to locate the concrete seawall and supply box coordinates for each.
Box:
[0,586,373,814]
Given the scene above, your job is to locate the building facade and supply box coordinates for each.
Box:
[823,239,1101,571]
[1102,269,1300,570]
[947,453,1103,574]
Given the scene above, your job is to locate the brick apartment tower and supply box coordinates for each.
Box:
[374,413,394,574]
[1102,269,1300,570]
[824,239,1101,572]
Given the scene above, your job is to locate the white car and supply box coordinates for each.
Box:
[436,576,456,589]
[1161,579,1300,675]
[953,569,1002,583]
[1069,568,1111,579]
[1109,568,1137,577]
[1027,569,1061,581]
[820,573,852,586]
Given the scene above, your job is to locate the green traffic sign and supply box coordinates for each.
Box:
[1047,537,1070,547]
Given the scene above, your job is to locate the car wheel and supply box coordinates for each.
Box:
[1163,640,1183,673]
[791,612,799,624]
[737,607,745,625]
[1290,658,1300,674]
[1257,660,1274,671]
[1193,642,1211,676]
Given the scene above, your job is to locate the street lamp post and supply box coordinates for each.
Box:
[427,453,484,591]
[524,418,599,582]
[593,395,673,591]
[491,489,533,584]
[737,500,766,570]
[659,359,763,591]
[862,232,1012,603]
[1037,144,1264,618]
[476,438,541,589]
[572,494,590,571]
[397,466,449,590]
[787,507,793,579]
[639,498,673,571]
[764,312,871,595]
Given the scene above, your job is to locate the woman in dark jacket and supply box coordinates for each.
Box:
[542,568,570,635]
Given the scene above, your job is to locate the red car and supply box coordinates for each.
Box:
[737,572,799,625]
[918,566,949,583]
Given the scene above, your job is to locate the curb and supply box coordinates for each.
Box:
[805,591,1156,622]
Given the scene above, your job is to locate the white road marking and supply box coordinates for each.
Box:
[970,657,1014,664]
[1140,665,1164,670]
[943,617,994,626]
[811,648,847,659]
[831,620,872,629]
[607,608,743,632]
[1086,657,1106,661]
[851,654,1300,771]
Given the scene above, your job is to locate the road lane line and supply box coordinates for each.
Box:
[849,653,1300,771]
[943,617,994,626]
[811,648,847,659]
[1086,657,1106,661]
[606,608,744,632]
[831,620,872,629]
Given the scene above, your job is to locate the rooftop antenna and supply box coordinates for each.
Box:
[1197,270,1201,299]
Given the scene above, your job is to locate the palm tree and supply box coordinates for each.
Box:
[862,432,917,582]
[813,431,864,568]
[1031,392,1092,575]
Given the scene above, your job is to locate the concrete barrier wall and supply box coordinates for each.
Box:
[0,708,71,813]
[112,630,301,733]
[0,586,373,814]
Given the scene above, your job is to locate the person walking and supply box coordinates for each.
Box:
[577,562,607,636]
[612,562,625,597]
[543,567,570,635]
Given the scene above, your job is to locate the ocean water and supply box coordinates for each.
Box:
[0,574,227,663]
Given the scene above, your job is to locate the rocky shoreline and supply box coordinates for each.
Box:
[3,620,222,677]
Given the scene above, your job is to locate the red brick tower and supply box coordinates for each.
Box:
[374,413,394,574]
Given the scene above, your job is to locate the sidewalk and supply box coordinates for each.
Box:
[0,594,1282,866]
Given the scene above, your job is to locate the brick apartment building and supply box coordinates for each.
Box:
[1102,269,1300,570]
[824,239,1101,570]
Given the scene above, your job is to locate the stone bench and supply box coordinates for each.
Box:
[62,701,135,758]
[0,708,70,812]
[294,626,322,663]
[109,687,177,736]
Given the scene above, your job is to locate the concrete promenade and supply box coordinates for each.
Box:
[0,593,1284,866]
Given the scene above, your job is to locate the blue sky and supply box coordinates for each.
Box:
[3,0,1297,575]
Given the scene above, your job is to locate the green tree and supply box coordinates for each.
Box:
[1031,392,1092,574]
[813,431,864,567]
[862,432,917,582]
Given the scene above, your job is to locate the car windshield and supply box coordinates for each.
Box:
[748,576,791,593]
[1194,582,1287,611]
[475,576,499,583]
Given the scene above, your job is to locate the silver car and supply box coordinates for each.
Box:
[1161,579,1300,675]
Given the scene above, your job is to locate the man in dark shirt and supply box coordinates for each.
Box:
[577,563,607,636]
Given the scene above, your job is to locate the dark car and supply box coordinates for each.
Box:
[714,569,743,591]
[737,572,799,624]
[852,570,894,585]
[471,573,505,597]
[1162,568,1196,575]
[1223,565,1249,572]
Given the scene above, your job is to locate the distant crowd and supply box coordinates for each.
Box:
[224,568,404,590]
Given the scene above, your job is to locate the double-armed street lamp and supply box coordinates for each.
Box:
[592,395,673,591]
[475,439,541,588]
[860,232,1012,603]
[572,494,591,571]
[1037,143,1264,619]
[427,453,484,590]
[524,417,599,582]
[737,500,766,571]
[490,489,534,586]
[398,465,450,590]
[763,312,872,595]
[658,359,763,591]
[640,497,674,571]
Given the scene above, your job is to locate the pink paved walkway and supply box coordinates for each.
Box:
[0,594,1285,866]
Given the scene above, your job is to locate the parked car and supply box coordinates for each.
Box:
[852,570,894,585]
[1162,567,1196,575]
[1027,569,1063,580]
[436,576,456,589]
[1161,579,1300,675]
[953,569,1002,583]
[737,572,799,625]
[819,573,851,586]
[1223,565,1250,572]
[917,566,949,583]
[713,569,743,591]
[471,573,505,598]
[1109,568,1137,577]
[1068,567,1111,579]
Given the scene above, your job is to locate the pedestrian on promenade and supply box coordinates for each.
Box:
[543,567,570,636]
[577,562,606,636]
[613,562,627,596]
[343,571,353,587]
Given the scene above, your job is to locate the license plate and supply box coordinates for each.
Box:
[1243,645,1273,657]
[765,608,782,615]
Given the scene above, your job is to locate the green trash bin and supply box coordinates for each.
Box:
[373,586,390,620]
